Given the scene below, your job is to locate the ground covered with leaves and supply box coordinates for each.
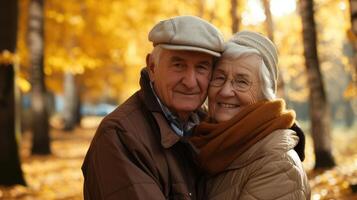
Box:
[0,119,356,200]
[304,125,357,199]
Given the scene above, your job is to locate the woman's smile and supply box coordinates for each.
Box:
[217,102,239,108]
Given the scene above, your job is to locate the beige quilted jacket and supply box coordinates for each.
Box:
[205,129,311,200]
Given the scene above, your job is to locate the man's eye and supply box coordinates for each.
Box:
[196,65,210,74]
[197,65,208,70]
[173,63,184,69]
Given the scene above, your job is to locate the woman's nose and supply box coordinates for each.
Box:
[218,80,235,97]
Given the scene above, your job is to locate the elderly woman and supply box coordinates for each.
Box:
[190,31,311,199]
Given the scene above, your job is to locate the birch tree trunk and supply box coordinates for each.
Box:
[63,72,81,131]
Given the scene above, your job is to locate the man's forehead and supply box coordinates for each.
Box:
[162,49,214,63]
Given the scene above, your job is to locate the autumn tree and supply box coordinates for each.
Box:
[44,0,183,103]
[299,0,335,169]
[0,0,26,186]
[28,0,50,154]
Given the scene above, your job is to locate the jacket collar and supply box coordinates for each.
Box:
[153,112,181,148]
[138,68,180,148]
[138,68,162,113]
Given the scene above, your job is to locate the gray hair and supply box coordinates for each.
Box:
[220,42,276,100]
[149,46,163,66]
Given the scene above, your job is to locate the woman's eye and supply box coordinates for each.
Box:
[237,80,247,84]
[213,76,225,80]
[235,79,249,86]
[210,76,225,87]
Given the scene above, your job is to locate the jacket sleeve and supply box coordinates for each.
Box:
[82,127,166,200]
[238,153,310,200]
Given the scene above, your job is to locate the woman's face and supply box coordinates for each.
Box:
[208,54,264,122]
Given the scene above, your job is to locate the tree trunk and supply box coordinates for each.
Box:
[350,0,357,86]
[230,0,240,33]
[28,0,50,154]
[299,0,335,169]
[262,0,274,41]
[0,0,26,186]
[344,100,355,127]
[63,72,81,131]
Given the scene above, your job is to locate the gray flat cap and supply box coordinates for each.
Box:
[148,16,224,57]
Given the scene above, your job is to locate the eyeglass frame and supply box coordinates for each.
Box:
[209,74,253,92]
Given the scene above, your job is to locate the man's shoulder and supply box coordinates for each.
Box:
[107,93,141,119]
[98,92,148,131]
[83,91,158,162]
[93,91,158,145]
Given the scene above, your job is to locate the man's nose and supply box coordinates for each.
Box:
[182,67,198,89]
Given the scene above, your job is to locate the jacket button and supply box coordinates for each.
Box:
[189,192,192,196]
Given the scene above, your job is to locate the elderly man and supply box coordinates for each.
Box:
[82,16,224,199]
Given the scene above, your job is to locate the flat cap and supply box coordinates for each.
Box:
[149,16,224,57]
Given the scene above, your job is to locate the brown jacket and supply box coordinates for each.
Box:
[204,129,311,200]
[82,70,201,200]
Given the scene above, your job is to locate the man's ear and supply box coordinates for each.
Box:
[146,53,155,81]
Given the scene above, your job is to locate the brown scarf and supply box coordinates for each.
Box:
[189,99,295,175]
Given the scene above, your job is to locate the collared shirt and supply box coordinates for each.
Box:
[150,82,200,137]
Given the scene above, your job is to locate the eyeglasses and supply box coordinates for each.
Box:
[210,75,252,92]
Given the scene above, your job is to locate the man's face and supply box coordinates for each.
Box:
[148,49,214,120]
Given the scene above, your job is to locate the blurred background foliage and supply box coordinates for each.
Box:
[15,0,356,108]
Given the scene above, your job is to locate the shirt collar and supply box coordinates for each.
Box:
[150,81,200,137]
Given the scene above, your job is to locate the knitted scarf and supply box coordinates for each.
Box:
[189,99,296,175]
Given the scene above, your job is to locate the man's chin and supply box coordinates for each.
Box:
[173,96,201,107]
[172,103,200,116]
[174,105,199,112]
